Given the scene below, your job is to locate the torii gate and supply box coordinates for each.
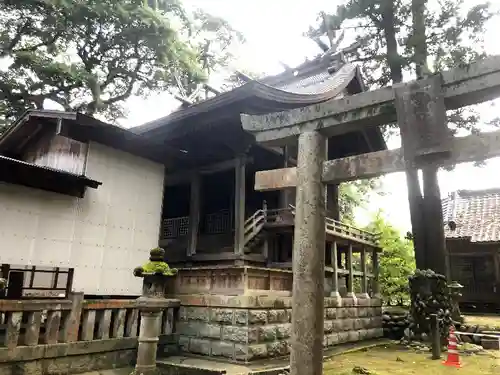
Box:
[240,56,500,375]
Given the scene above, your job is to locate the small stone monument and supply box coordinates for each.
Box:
[132,248,178,375]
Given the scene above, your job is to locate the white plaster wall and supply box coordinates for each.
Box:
[0,142,165,296]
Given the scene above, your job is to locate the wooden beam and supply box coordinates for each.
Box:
[165,157,253,186]
[253,128,500,191]
[241,56,500,145]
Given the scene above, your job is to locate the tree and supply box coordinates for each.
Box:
[307,0,496,271]
[0,0,203,127]
[366,212,415,305]
[172,9,245,103]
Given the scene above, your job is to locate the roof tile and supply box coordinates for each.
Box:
[442,188,500,242]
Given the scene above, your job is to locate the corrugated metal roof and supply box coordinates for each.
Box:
[443,188,500,242]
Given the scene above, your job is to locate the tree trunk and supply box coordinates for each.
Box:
[411,0,429,78]
[411,0,447,275]
[381,0,403,83]
[381,0,426,267]
[422,166,447,275]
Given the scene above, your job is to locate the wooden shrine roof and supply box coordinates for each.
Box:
[132,61,386,154]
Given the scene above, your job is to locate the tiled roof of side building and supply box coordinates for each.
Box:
[442,188,500,242]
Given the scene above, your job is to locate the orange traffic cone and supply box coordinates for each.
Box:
[443,326,461,368]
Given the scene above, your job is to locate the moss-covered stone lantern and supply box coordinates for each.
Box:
[132,248,179,375]
[133,247,177,298]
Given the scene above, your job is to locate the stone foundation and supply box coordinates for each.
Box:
[174,295,383,363]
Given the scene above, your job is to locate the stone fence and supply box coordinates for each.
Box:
[0,293,179,375]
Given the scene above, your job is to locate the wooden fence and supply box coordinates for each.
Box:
[0,293,179,349]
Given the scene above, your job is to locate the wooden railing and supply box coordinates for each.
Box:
[0,294,179,349]
[243,209,265,247]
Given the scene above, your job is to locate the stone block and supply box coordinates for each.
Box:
[211,308,234,324]
[276,323,291,339]
[332,320,344,332]
[372,317,383,328]
[200,324,222,339]
[325,295,342,307]
[338,332,349,343]
[366,328,380,339]
[179,336,190,352]
[353,319,364,330]
[342,297,356,307]
[358,329,369,340]
[189,338,211,355]
[358,307,369,318]
[248,310,267,324]
[268,309,289,323]
[346,307,358,318]
[324,320,334,333]
[285,309,292,322]
[176,322,199,337]
[222,326,250,343]
[374,328,384,337]
[370,298,382,307]
[185,307,210,322]
[234,310,248,325]
[325,308,337,319]
[356,297,371,307]
[336,308,345,319]
[323,335,328,348]
[211,341,235,359]
[342,319,354,331]
[360,318,372,329]
[259,325,277,342]
[45,357,72,375]
[347,330,360,342]
[267,341,288,357]
[249,344,269,360]
[326,333,339,346]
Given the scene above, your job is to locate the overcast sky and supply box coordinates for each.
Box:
[124,0,500,232]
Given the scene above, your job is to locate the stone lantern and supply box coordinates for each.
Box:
[448,281,464,323]
[132,248,178,375]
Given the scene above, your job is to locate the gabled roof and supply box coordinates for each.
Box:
[443,188,500,242]
[132,58,385,152]
[133,62,361,137]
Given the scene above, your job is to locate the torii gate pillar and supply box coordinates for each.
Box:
[290,131,326,375]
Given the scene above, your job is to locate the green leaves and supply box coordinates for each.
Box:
[0,0,205,124]
[366,213,416,305]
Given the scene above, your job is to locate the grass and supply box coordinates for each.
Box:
[323,344,500,375]
[464,315,500,329]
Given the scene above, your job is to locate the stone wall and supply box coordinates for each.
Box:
[174,295,383,363]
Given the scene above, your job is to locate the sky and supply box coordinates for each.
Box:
[123,0,500,233]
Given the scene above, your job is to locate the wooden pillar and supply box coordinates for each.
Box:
[234,156,246,255]
[331,241,340,298]
[346,243,354,298]
[360,247,369,298]
[372,249,380,298]
[290,131,326,375]
[187,173,201,256]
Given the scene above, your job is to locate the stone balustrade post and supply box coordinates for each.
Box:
[135,297,169,375]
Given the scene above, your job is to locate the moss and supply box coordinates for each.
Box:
[141,261,176,276]
[133,247,177,277]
